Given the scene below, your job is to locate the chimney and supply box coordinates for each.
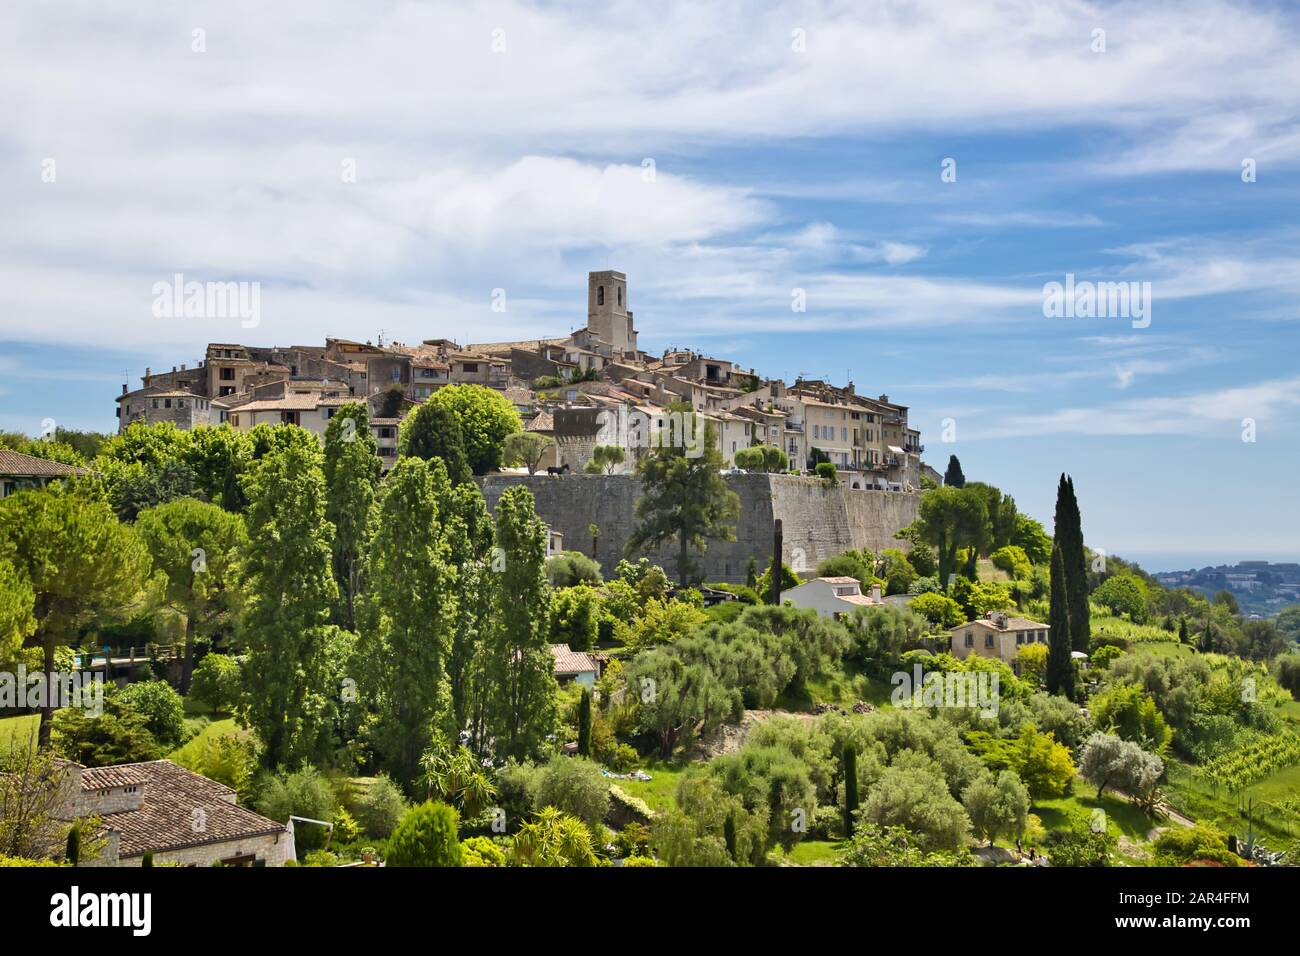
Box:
[878,394,889,403]
[121,383,128,395]
[145,367,152,378]
[180,363,186,371]
[871,584,881,603]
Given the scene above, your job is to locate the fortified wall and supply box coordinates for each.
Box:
[478,473,919,583]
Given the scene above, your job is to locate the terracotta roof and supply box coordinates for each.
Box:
[952,616,1049,633]
[80,760,285,858]
[550,644,597,676]
[0,449,87,478]
[526,411,554,433]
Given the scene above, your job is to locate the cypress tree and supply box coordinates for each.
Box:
[842,743,859,838]
[1046,542,1075,698]
[577,687,593,757]
[944,455,966,488]
[142,850,154,868]
[1053,474,1091,651]
[65,823,81,865]
[1178,617,1189,644]
[724,813,738,863]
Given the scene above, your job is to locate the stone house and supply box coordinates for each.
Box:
[62,760,292,867]
[550,644,599,687]
[949,611,1050,668]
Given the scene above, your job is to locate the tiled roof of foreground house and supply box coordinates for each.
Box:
[79,760,285,858]
[550,644,598,676]
[0,449,87,478]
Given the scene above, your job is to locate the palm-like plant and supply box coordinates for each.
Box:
[511,807,596,867]
[419,737,498,818]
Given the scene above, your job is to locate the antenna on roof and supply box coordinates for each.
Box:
[376,329,388,347]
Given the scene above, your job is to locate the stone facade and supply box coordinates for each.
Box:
[478,473,919,583]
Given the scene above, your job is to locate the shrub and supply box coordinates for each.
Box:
[531,757,610,831]
[117,680,188,750]
[461,835,507,867]
[545,551,603,587]
[188,653,242,712]
[908,593,965,629]
[355,774,409,839]
[385,801,462,867]
[989,546,1032,580]
[253,767,338,850]
[549,585,602,651]
[815,461,837,484]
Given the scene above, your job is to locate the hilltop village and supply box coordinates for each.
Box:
[114,270,930,492]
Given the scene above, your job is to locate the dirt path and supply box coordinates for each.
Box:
[688,708,819,760]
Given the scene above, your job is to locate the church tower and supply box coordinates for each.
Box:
[586,270,637,356]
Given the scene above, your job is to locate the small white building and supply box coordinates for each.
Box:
[550,644,599,687]
[949,611,1050,668]
[782,576,883,620]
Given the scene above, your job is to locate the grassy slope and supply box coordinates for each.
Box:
[0,714,40,749]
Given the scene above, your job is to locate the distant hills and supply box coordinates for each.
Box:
[1153,560,1300,617]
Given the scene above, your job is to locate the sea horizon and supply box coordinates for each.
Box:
[1111,550,1300,575]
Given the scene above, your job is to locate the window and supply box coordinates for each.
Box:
[617,286,622,306]
[164,399,172,409]
[462,363,478,373]
[220,367,235,381]
[152,399,159,409]
[597,286,604,306]
[964,633,973,648]
[378,427,394,439]
[985,633,994,648]
[391,366,401,381]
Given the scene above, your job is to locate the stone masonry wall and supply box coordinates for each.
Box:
[478,473,919,583]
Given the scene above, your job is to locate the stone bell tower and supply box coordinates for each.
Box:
[586,270,637,356]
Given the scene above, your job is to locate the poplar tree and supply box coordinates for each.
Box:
[236,440,342,768]
[0,491,151,746]
[842,743,859,838]
[443,483,497,745]
[356,457,456,788]
[1053,474,1091,651]
[1046,542,1075,699]
[323,402,380,630]
[483,486,556,760]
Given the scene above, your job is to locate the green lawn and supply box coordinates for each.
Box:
[168,715,242,760]
[0,714,40,749]
[770,839,845,866]
[615,759,689,814]
[1033,782,1157,842]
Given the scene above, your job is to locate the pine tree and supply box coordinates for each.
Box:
[1046,542,1075,699]
[236,439,342,768]
[944,455,966,488]
[356,457,456,787]
[482,486,557,761]
[842,743,859,838]
[1053,475,1091,651]
[577,687,593,757]
[323,402,379,630]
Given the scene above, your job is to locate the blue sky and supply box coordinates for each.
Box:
[2,0,1299,566]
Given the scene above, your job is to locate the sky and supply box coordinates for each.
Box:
[2,0,1299,568]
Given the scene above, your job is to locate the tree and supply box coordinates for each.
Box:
[842,743,859,838]
[323,403,380,629]
[1089,682,1172,754]
[189,652,242,712]
[1045,543,1075,699]
[418,736,498,817]
[1078,732,1163,802]
[549,585,601,651]
[989,545,1032,580]
[755,559,800,605]
[356,457,456,787]
[0,740,78,860]
[1178,616,1190,644]
[1094,574,1147,623]
[481,486,557,760]
[64,822,80,865]
[630,646,739,758]
[0,557,36,668]
[117,680,188,750]
[378,387,405,419]
[576,688,593,757]
[653,775,766,867]
[859,765,971,851]
[839,822,976,867]
[399,400,472,485]
[815,461,837,484]
[1053,474,1090,651]
[531,756,609,831]
[903,486,990,594]
[943,455,965,488]
[1011,515,1052,566]
[908,593,965,629]
[135,498,246,693]
[585,444,625,475]
[734,445,789,473]
[384,801,462,867]
[627,413,739,587]
[235,440,343,768]
[962,770,1029,846]
[427,384,521,476]
[52,694,162,767]
[252,766,337,850]
[505,432,555,475]
[0,491,151,746]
